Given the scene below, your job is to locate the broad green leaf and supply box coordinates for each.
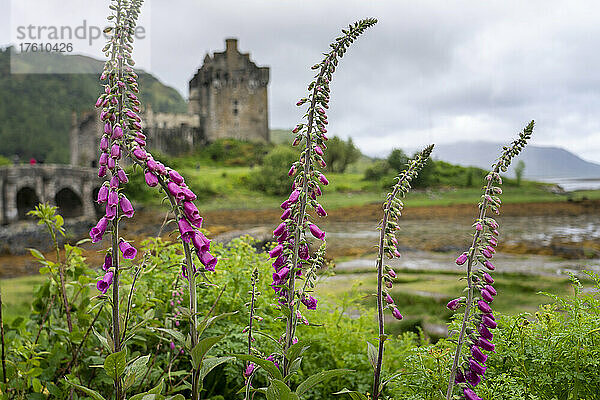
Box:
[126,354,151,379]
[28,248,45,261]
[196,311,237,336]
[129,379,164,400]
[65,378,107,400]
[295,369,351,397]
[333,388,368,400]
[123,373,137,390]
[199,356,235,381]
[285,341,310,364]
[191,335,224,370]
[154,327,186,345]
[104,349,127,380]
[233,354,283,381]
[266,379,294,400]
[288,357,303,375]
[366,341,378,369]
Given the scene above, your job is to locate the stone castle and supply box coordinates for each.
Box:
[71,38,270,167]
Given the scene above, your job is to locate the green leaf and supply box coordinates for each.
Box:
[285,341,310,364]
[153,327,187,346]
[104,349,127,380]
[28,248,45,261]
[196,311,237,336]
[367,341,378,369]
[199,356,234,381]
[333,388,368,400]
[233,354,283,381]
[126,354,150,381]
[65,378,107,400]
[191,335,224,370]
[165,396,185,400]
[266,379,295,400]
[129,379,164,400]
[295,369,352,397]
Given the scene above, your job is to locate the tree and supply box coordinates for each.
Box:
[515,160,525,186]
[249,146,299,195]
[323,136,361,173]
[386,149,409,172]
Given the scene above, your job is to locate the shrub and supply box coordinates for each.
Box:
[248,146,299,195]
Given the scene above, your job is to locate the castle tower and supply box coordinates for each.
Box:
[188,38,270,142]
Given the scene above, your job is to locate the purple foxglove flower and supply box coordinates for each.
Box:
[471,345,488,364]
[169,170,184,184]
[482,248,493,258]
[393,249,402,258]
[281,208,291,220]
[310,192,317,200]
[385,293,394,304]
[288,166,296,176]
[465,371,481,388]
[314,146,324,156]
[272,254,287,270]
[478,324,493,340]
[100,137,109,151]
[111,125,123,140]
[167,182,183,199]
[492,229,500,236]
[486,245,496,254]
[484,284,497,296]
[108,190,118,206]
[190,216,203,228]
[475,223,483,231]
[181,187,197,201]
[117,169,128,184]
[244,363,255,378]
[319,173,329,185]
[288,189,301,204]
[463,387,480,400]
[199,251,217,271]
[298,244,310,260]
[484,261,495,270]
[126,110,139,120]
[482,272,494,284]
[102,253,112,271]
[314,186,322,196]
[110,144,121,159]
[280,200,290,209]
[273,222,287,237]
[309,224,325,240]
[469,358,486,375]
[191,232,210,253]
[105,204,117,220]
[177,218,195,242]
[292,136,301,146]
[120,196,134,218]
[301,295,318,310]
[96,271,114,294]
[266,355,279,369]
[98,166,107,178]
[447,298,462,311]
[477,337,495,352]
[477,300,492,314]
[388,268,397,278]
[489,236,498,246]
[318,159,326,168]
[90,217,109,243]
[385,281,392,289]
[481,289,494,303]
[391,307,403,320]
[269,245,283,258]
[156,162,167,175]
[95,96,104,107]
[135,137,146,146]
[146,157,159,172]
[170,342,176,351]
[455,252,468,265]
[107,157,116,169]
[273,267,290,284]
[133,147,147,160]
[97,186,109,203]
[183,202,200,221]
[99,152,108,167]
[145,171,158,187]
[277,230,289,244]
[100,111,108,121]
[110,176,119,189]
[119,240,137,259]
[455,369,466,383]
[481,314,497,329]
[316,204,327,217]
[133,121,142,130]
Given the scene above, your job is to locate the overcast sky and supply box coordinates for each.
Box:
[2,0,600,163]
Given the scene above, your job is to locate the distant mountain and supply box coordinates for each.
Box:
[0,48,187,163]
[432,141,600,179]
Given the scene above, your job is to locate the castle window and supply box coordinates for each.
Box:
[233,100,239,116]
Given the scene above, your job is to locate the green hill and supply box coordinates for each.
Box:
[0,47,187,163]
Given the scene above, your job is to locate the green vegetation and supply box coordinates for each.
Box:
[0,49,186,163]
[2,236,599,399]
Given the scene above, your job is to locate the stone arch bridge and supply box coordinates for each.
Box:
[0,165,102,224]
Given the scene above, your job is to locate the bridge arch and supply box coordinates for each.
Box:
[16,187,39,220]
[54,187,84,218]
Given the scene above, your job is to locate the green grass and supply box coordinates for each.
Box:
[1,275,45,323]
